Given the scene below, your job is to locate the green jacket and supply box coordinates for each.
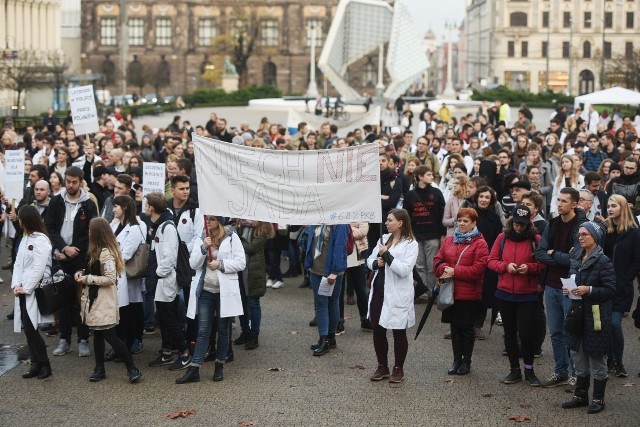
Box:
[239,227,268,298]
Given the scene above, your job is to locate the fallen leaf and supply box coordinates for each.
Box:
[238,421,256,427]
[508,415,531,422]
[289,385,297,388]
[308,369,318,373]
[481,393,492,397]
[344,315,353,320]
[519,403,532,408]
[622,383,636,387]
[164,409,197,419]
[444,378,456,384]
[289,331,297,335]
[268,367,283,372]
[349,364,366,370]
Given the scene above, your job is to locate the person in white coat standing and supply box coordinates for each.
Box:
[367,209,419,384]
[12,205,53,379]
[176,216,245,384]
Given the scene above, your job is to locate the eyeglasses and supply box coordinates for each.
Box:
[577,232,592,239]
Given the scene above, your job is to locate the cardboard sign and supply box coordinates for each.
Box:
[142,162,166,196]
[69,85,99,136]
[4,150,25,202]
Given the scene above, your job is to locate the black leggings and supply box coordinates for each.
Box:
[93,327,134,369]
[19,295,49,366]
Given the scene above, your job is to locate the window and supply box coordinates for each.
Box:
[198,19,216,46]
[542,11,549,28]
[306,19,323,47]
[584,12,592,28]
[521,41,528,57]
[626,12,634,29]
[625,42,633,59]
[231,20,247,39]
[583,41,591,58]
[562,41,570,58]
[563,12,571,28]
[508,41,515,57]
[128,18,144,46]
[542,41,548,58]
[510,12,528,27]
[604,41,612,59]
[260,20,279,47]
[155,18,172,46]
[100,17,117,46]
[604,12,613,29]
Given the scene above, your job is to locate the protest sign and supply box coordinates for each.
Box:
[193,134,382,225]
[68,85,99,136]
[4,150,25,202]
[142,163,166,196]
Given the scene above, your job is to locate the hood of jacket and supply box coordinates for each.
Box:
[59,188,90,222]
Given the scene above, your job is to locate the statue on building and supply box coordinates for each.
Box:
[224,56,238,76]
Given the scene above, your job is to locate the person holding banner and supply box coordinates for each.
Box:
[366,209,419,384]
[303,223,350,357]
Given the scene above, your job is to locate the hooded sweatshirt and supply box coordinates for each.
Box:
[60,188,91,245]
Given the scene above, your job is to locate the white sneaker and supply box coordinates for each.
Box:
[272,280,284,289]
[266,279,274,288]
[78,339,91,357]
[53,339,71,356]
[0,276,4,283]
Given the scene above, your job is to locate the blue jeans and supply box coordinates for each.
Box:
[310,272,344,336]
[191,291,231,366]
[248,297,261,335]
[545,286,575,377]
[609,311,624,365]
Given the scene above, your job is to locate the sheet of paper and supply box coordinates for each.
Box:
[317,276,335,297]
[561,275,581,300]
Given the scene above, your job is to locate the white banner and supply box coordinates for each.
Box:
[68,85,99,136]
[193,135,382,225]
[4,150,25,202]
[142,163,166,196]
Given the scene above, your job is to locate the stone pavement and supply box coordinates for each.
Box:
[1,252,639,427]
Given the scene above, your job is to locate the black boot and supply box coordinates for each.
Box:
[213,362,224,382]
[311,335,336,350]
[447,360,461,375]
[226,348,234,363]
[175,366,200,384]
[128,366,142,383]
[233,331,250,345]
[312,336,329,356]
[299,276,311,288]
[22,362,41,379]
[37,363,52,380]
[587,378,607,414]
[448,326,463,375]
[89,366,106,382]
[501,367,522,384]
[245,333,259,350]
[562,375,590,409]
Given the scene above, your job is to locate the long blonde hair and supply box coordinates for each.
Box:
[88,218,125,274]
[555,154,580,187]
[605,194,638,234]
[208,219,227,248]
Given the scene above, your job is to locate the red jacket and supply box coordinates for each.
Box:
[488,233,544,295]
[434,234,488,301]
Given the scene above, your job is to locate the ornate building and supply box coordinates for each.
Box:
[465,0,639,95]
[80,0,399,97]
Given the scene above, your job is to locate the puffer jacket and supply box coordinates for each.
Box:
[434,234,489,301]
[488,233,544,295]
[239,225,268,299]
[568,246,616,356]
[80,248,119,328]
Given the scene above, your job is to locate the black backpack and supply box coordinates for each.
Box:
[161,221,195,288]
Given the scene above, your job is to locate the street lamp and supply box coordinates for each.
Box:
[441,21,456,99]
[544,2,550,91]
[568,16,573,96]
[305,16,319,98]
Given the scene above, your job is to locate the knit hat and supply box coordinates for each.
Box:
[512,205,531,224]
[609,163,622,172]
[581,221,604,244]
[232,135,244,145]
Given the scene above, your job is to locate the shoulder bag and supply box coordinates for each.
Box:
[125,225,150,279]
[437,245,470,311]
[34,268,75,316]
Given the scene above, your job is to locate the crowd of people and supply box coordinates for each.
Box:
[2,99,640,414]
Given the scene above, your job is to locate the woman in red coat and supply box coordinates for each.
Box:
[434,208,489,375]
[488,205,544,387]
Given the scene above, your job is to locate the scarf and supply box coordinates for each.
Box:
[453,226,481,244]
[506,229,530,242]
[314,225,328,259]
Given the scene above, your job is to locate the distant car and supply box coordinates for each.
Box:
[111,95,134,106]
[457,89,473,101]
[162,95,176,104]
[143,93,159,104]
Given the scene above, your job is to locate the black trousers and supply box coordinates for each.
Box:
[93,327,134,369]
[58,297,89,342]
[341,263,369,320]
[156,297,187,354]
[497,298,538,368]
[19,295,49,366]
[116,303,144,348]
[450,323,475,363]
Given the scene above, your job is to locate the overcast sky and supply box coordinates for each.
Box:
[403,0,466,40]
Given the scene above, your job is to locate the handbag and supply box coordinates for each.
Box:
[436,245,470,311]
[34,268,75,316]
[564,300,584,336]
[125,226,150,279]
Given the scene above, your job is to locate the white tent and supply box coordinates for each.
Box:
[574,87,640,109]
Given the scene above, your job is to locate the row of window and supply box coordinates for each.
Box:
[507,40,634,59]
[511,11,635,29]
[99,17,324,48]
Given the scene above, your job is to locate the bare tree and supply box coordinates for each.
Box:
[0,51,51,116]
[607,50,640,90]
[127,55,147,96]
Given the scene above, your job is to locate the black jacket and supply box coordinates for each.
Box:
[603,228,640,312]
[608,171,640,205]
[405,185,445,241]
[89,181,112,212]
[380,168,402,223]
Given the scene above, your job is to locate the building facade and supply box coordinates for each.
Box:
[80,1,402,98]
[465,0,639,94]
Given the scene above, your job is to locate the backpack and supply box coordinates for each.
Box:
[346,226,355,255]
[161,221,195,288]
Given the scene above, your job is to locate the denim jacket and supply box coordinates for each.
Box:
[302,224,349,276]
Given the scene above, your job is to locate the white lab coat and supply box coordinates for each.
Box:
[152,220,179,303]
[12,232,53,332]
[366,234,419,330]
[112,222,147,307]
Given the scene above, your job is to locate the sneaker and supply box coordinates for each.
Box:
[271,280,284,289]
[0,276,4,284]
[615,364,628,378]
[130,339,144,354]
[501,368,522,384]
[335,320,345,335]
[168,353,192,371]
[266,279,274,288]
[309,317,317,327]
[534,349,544,358]
[46,325,59,337]
[495,312,503,326]
[444,331,451,339]
[370,365,390,381]
[52,339,71,356]
[541,372,570,388]
[78,340,91,357]
[143,328,156,335]
[361,319,373,331]
[389,366,404,383]
[148,353,174,367]
[563,376,577,392]
[524,368,542,387]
